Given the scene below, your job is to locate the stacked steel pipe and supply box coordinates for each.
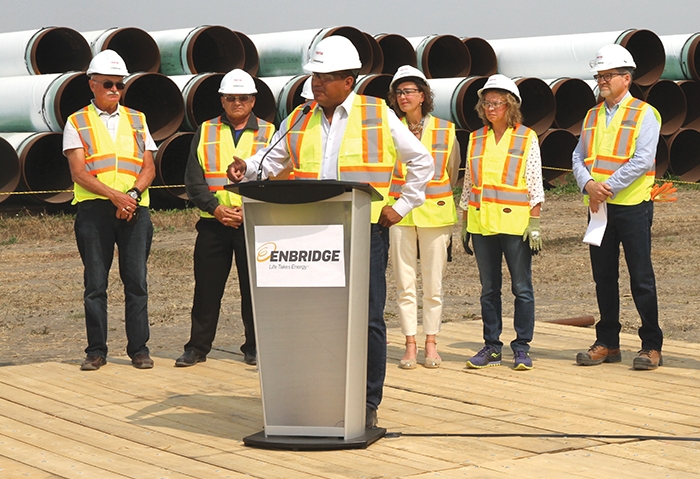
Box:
[2,25,700,208]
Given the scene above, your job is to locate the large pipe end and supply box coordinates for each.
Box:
[53,72,94,131]
[448,76,488,131]
[187,26,245,74]
[179,73,225,132]
[538,128,578,186]
[462,37,497,76]
[122,73,185,142]
[355,74,391,101]
[232,31,260,77]
[28,27,92,74]
[618,29,665,87]
[643,80,687,136]
[95,27,161,73]
[515,77,556,136]
[0,137,20,204]
[19,133,73,204]
[153,132,194,203]
[418,34,470,78]
[667,128,700,181]
[374,34,416,74]
[678,80,700,130]
[549,78,596,135]
[363,32,384,74]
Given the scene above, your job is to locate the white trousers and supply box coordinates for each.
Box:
[390,225,452,336]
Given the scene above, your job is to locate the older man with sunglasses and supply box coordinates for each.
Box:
[63,49,158,371]
[176,69,275,368]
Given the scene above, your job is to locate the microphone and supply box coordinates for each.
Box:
[256,104,312,181]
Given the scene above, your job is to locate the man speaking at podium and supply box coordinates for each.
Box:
[227,36,434,429]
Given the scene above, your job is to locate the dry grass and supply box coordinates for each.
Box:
[0,207,200,245]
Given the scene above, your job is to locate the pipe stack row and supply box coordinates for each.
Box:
[1,25,699,208]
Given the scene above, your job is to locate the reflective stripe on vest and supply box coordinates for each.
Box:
[581,97,660,205]
[389,115,457,227]
[68,104,149,205]
[466,125,535,236]
[197,116,275,214]
[286,96,396,223]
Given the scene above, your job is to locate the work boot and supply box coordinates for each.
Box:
[633,349,663,370]
[576,344,621,365]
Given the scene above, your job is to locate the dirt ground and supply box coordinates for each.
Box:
[1,191,699,366]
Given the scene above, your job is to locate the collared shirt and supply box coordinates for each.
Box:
[571,92,660,197]
[242,91,434,218]
[185,113,262,215]
[458,131,545,211]
[62,100,157,154]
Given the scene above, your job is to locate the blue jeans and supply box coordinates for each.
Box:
[74,200,153,359]
[590,201,662,350]
[186,218,254,356]
[472,233,534,353]
[367,223,389,411]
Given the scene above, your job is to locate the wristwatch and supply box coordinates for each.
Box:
[126,187,141,202]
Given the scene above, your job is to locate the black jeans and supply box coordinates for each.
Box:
[185,218,255,356]
[74,200,153,359]
[590,201,663,351]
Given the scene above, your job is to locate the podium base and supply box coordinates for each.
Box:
[243,428,386,451]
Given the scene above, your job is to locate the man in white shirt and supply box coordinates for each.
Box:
[228,36,434,429]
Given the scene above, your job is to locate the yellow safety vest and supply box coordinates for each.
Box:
[285,96,397,223]
[388,115,457,227]
[197,116,275,217]
[68,104,150,205]
[466,124,535,236]
[580,96,660,206]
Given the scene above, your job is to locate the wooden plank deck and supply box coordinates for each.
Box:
[1,320,699,478]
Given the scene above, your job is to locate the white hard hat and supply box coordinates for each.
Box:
[303,36,362,73]
[301,76,313,100]
[390,65,428,90]
[478,74,521,104]
[219,69,257,95]
[589,44,636,72]
[86,49,129,76]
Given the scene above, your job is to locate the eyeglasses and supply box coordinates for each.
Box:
[312,72,344,82]
[395,88,420,97]
[593,73,625,83]
[223,94,253,103]
[481,100,507,110]
[93,79,125,90]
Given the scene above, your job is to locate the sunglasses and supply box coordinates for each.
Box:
[93,79,125,90]
[223,94,253,103]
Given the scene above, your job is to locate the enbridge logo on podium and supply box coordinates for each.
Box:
[254,225,346,287]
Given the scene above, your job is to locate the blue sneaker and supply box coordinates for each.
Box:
[466,346,502,368]
[513,350,533,370]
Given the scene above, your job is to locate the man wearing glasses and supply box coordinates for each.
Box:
[176,69,275,368]
[572,44,664,370]
[63,50,157,371]
[227,36,434,428]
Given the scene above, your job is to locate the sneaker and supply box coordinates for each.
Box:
[513,350,533,370]
[466,346,502,369]
[633,349,663,370]
[575,344,621,366]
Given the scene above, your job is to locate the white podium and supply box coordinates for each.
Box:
[227,180,386,450]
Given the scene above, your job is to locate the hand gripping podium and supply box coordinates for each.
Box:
[226,180,386,450]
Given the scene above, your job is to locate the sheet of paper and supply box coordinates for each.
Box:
[583,202,607,247]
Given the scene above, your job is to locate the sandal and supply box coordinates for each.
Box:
[424,338,442,368]
[399,337,417,369]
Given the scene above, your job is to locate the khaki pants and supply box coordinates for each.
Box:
[390,224,452,336]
